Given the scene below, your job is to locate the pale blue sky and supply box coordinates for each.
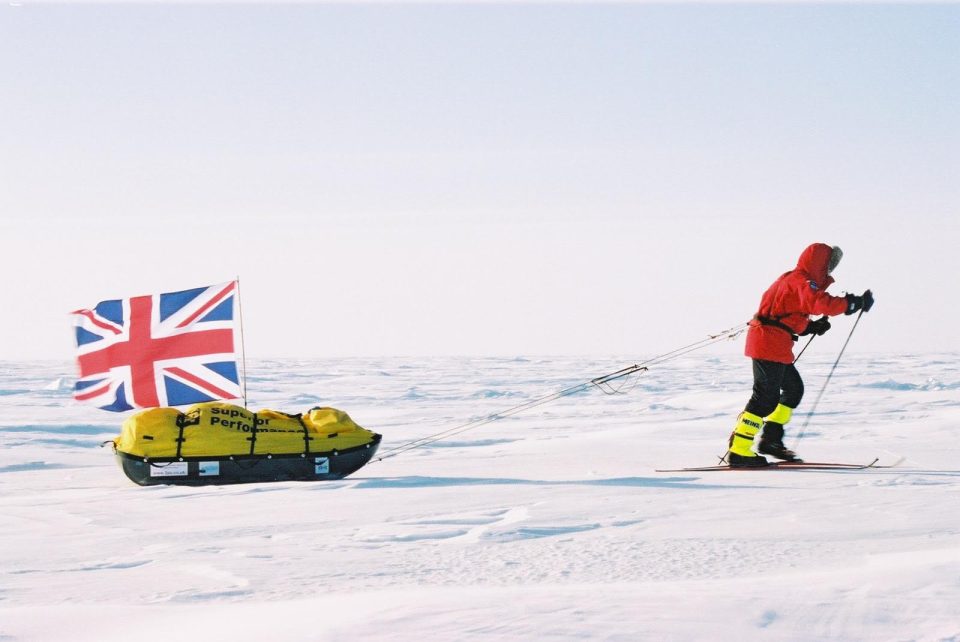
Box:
[1,4,957,359]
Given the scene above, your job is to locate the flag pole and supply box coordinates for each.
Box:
[235,276,249,409]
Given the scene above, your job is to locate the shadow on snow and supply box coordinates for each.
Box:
[348,475,763,490]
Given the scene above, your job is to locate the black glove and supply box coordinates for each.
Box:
[846,290,875,315]
[803,316,831,336]
[845,294,863,315]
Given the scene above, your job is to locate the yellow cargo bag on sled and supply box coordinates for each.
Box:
[112,402,381,485]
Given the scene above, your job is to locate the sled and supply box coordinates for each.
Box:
[111,401,380,486]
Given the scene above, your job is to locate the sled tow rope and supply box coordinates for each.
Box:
[373,323,748,462]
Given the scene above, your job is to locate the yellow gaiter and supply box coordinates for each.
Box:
[764,403,793,426]
[729,411,764,457]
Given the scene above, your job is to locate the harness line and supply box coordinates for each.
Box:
[373,323,748,462]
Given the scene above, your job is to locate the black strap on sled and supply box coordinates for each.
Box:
[248,411,259,456]
[296,414,311,456]
[174,414,188,459]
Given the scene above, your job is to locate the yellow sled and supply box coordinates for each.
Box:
[112,401,381,485]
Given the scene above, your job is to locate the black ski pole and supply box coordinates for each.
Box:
[794,335,815,364]
[791,309,866,449]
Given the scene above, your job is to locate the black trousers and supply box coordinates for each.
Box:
[744,359,804,418]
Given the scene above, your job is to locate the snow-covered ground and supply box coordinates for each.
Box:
[1,353,959,641]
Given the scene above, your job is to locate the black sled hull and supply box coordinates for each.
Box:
[115,434,381,486]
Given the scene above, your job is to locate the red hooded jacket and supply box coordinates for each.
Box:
[744,243,850,364]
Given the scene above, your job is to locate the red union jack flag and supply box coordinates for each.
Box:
[72,281,241,412]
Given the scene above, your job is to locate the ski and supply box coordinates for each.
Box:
[656,457,890,472]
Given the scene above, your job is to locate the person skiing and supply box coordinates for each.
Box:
[727,243,874,467]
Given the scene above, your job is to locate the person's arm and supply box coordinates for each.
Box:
[797,280,849,317]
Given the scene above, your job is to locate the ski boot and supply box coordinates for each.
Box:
[757,424,800,461]
[727,451,770,467]
[726,411,769,468]
[757,404,802,462]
